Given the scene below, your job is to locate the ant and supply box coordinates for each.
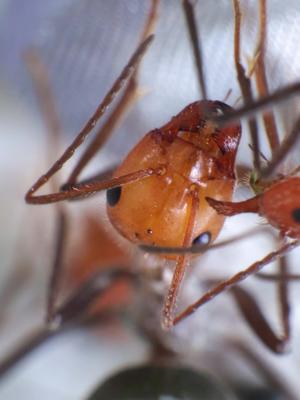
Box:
[0,2,298,400]
[22,0,300,358]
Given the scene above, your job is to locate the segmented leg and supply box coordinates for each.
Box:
[173,240,299,326]
[253,0,280,152]
[0,268,135,378]
[232,0,260,171]
[67,0,159,184]
[182,0,207,99]
[25,35,154,204]
[25,50,68,321]
[213,82,300,126]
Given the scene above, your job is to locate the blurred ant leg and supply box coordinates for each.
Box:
[261,115,300,178]
[223,88,233,103]
[67,0,160,184]
[207,283,287,353]
[0,327,54,379]
[25,50,68,321]
[232,0,260,171]
[229,281,289,353]
[162,188,199,329]
[0,268,135,379]
[257,273,300,281]
[277,255,291,348]
[24,50,62,167]
[173,240,299,326]
[140,0,159,43]
[47,210,68,322]
[25,35,154,204]
[254,0,280,152]
[52,268,136,325]
[182,0,207,99]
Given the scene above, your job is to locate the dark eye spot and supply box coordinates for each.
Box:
[192,231,212,246]
[291,208,300,223]
[106,186,121,207]
[147,228,153,235]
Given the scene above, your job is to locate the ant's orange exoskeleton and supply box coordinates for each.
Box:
[22,0,300,357]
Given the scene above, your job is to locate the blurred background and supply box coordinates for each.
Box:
[1,0,300,399]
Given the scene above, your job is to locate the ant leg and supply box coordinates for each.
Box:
[46,210,68,322]
[182,0,207,99]
[52,268,135,325]
[251,243,291,352]
[213,82,300,126]
[277,255,291,349]
[173,240,299,326]
[162,188,199,329]
[25,35,154,204]
[67,78,141,184]
[27,165,166,204]
[67,0,159,184]
[261,115,300,178]
[24,50,62,162]
[256,273,300,281]
[228,275,289,353]
[0,268,135,378]
[232,0,260,171]
[200,281,287,353]
[253,0,280,152]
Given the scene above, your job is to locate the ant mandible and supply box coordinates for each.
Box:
[25,0,300,341]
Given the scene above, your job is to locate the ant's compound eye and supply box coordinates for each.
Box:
[291,208,300,224]
[192,231,211,246]
[106,186,122,207]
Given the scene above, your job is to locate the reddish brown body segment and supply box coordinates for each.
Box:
[107,101,241,251]
[207,177,300,239]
